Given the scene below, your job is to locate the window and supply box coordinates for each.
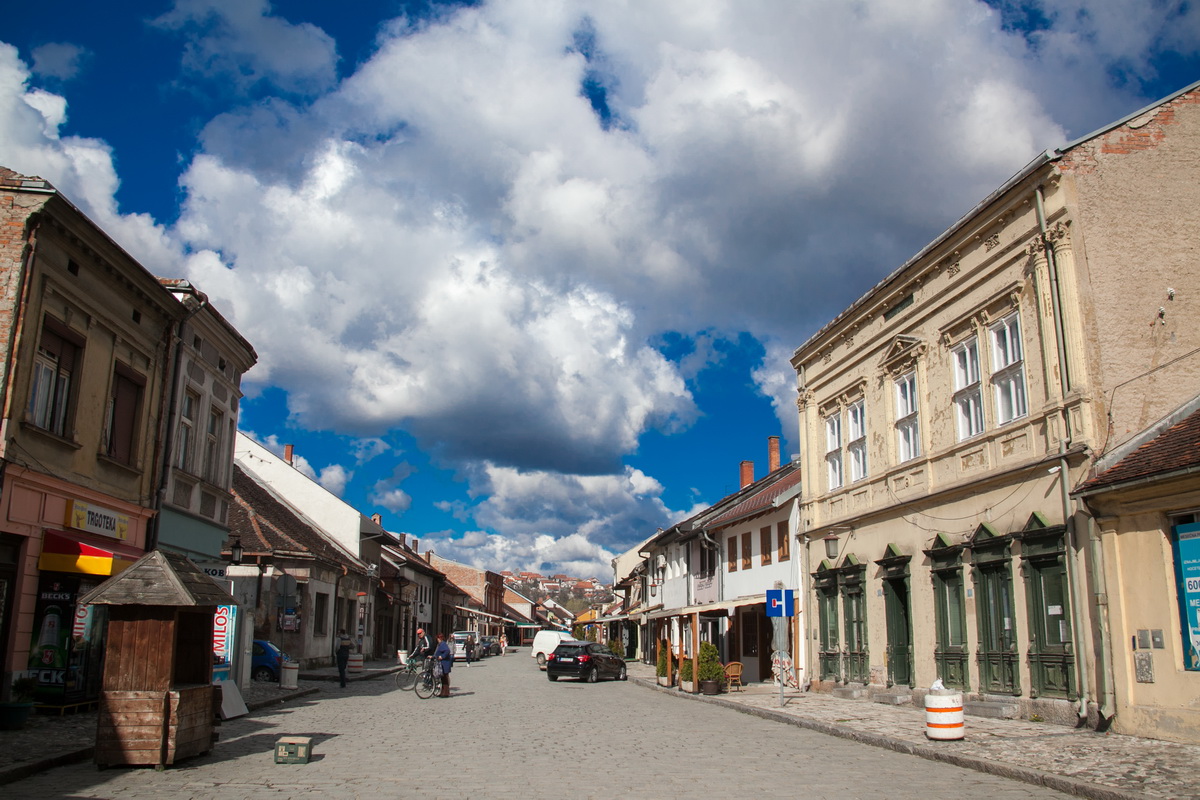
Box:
[777,521,790,562]
[953,337,984,440]
[204,407,224,484]
[727,536,738,572]
[741,532,752,571]
[825,414,843,490]
[27,323,80,436]
[990,313,1027,425]
[176,390,198,471]
[847,400,867,482]
[105,364,144,464]
[314,592,329,635]
[895,371,920,462]
[760,527,772,566]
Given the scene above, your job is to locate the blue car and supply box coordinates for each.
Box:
[252,639,286,681]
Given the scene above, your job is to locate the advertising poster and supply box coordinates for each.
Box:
[27,574,102,704]
[212,604,236,683]
[1173,522,1200,671]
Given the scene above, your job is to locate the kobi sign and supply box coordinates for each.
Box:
[766,589,794,617]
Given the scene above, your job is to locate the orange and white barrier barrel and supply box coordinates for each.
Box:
[925,691,964,740]
[348,652,364,673]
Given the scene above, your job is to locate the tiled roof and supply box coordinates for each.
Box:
[227,465,362,569]
[708,465,803,527]
[1079,407,1200,493]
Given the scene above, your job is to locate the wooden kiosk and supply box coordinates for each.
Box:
[80,550,234,768]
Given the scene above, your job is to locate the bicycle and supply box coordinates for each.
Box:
[414,657,441,699]
[394,654,422,691]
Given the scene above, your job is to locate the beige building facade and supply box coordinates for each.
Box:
[790,83,1200,736]
[0,169,185,703]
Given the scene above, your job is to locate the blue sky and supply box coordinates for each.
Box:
[4,1,1198,579]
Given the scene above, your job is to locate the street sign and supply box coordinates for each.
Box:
[766,589,794,617]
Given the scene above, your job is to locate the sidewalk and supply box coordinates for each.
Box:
[626,661,1200,800]
[0,658,400,786]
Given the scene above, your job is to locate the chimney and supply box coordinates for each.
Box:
[397,533,407,547]
[768,436,780,472]
[284,444,294,465]
[371,513,382,525]
[740,460,754,488]
[411,538,419,553]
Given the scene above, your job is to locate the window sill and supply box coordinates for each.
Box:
[19,420,83,450]
[97,453,143,477]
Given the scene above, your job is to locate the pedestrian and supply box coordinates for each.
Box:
[434,632,453,697]
[335,628,353,688]
[499,634,507,654]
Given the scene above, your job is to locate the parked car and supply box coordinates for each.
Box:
[252,639,286,681]
[531,629,575,667]
[480,635,501,656]
[546,641,628,682]
[452,631,480,661]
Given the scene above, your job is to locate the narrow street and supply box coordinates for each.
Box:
[6,653,1073,799]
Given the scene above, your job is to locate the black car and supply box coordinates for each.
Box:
[546,642,627,682]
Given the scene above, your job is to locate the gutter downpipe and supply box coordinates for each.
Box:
[1085,512,1116,724]
[1036,185,1092,723]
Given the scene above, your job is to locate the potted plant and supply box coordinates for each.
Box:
[0,676,38,731]
[679,656,694,693]
[698,642,725,695]
[656,646,671,686]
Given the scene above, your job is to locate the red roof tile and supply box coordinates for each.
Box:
[1079,407,1200,492]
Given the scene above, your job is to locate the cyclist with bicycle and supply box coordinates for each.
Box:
[410,627,432,662]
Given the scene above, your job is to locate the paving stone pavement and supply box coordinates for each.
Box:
[0,652,1195,799]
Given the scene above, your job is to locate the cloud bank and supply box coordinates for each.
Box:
[3,0,1197,576]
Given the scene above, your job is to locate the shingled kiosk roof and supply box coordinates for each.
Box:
[79,549,236,607]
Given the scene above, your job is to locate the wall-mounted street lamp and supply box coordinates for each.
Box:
[823,534,840,560]
[229,537,243,565]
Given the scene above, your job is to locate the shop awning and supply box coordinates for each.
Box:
[39,531,140,576]
[644,596,765,620]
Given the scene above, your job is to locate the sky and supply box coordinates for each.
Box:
[3,1,1198,581]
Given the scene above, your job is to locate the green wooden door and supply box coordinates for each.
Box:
[883,577,913,687]
[932,567,969,689]
[841,573,868,683]
[975,562,1019,694]
[817,583,840,680]
[1025,555,1075,698]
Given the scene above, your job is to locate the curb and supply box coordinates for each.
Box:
[0,685,325,786]
[0,746,94,787]
[631,677,1147,800]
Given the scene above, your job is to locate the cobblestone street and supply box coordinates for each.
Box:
[1,652,1091,800]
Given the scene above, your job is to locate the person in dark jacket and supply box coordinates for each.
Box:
[434,632,453,697]
[335,629,353,688]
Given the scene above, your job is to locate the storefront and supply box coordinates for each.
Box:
[0,466,151,706]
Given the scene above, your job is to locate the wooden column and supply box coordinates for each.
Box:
[691,611,700,694]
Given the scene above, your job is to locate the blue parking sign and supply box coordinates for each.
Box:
[766,589,794,617]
